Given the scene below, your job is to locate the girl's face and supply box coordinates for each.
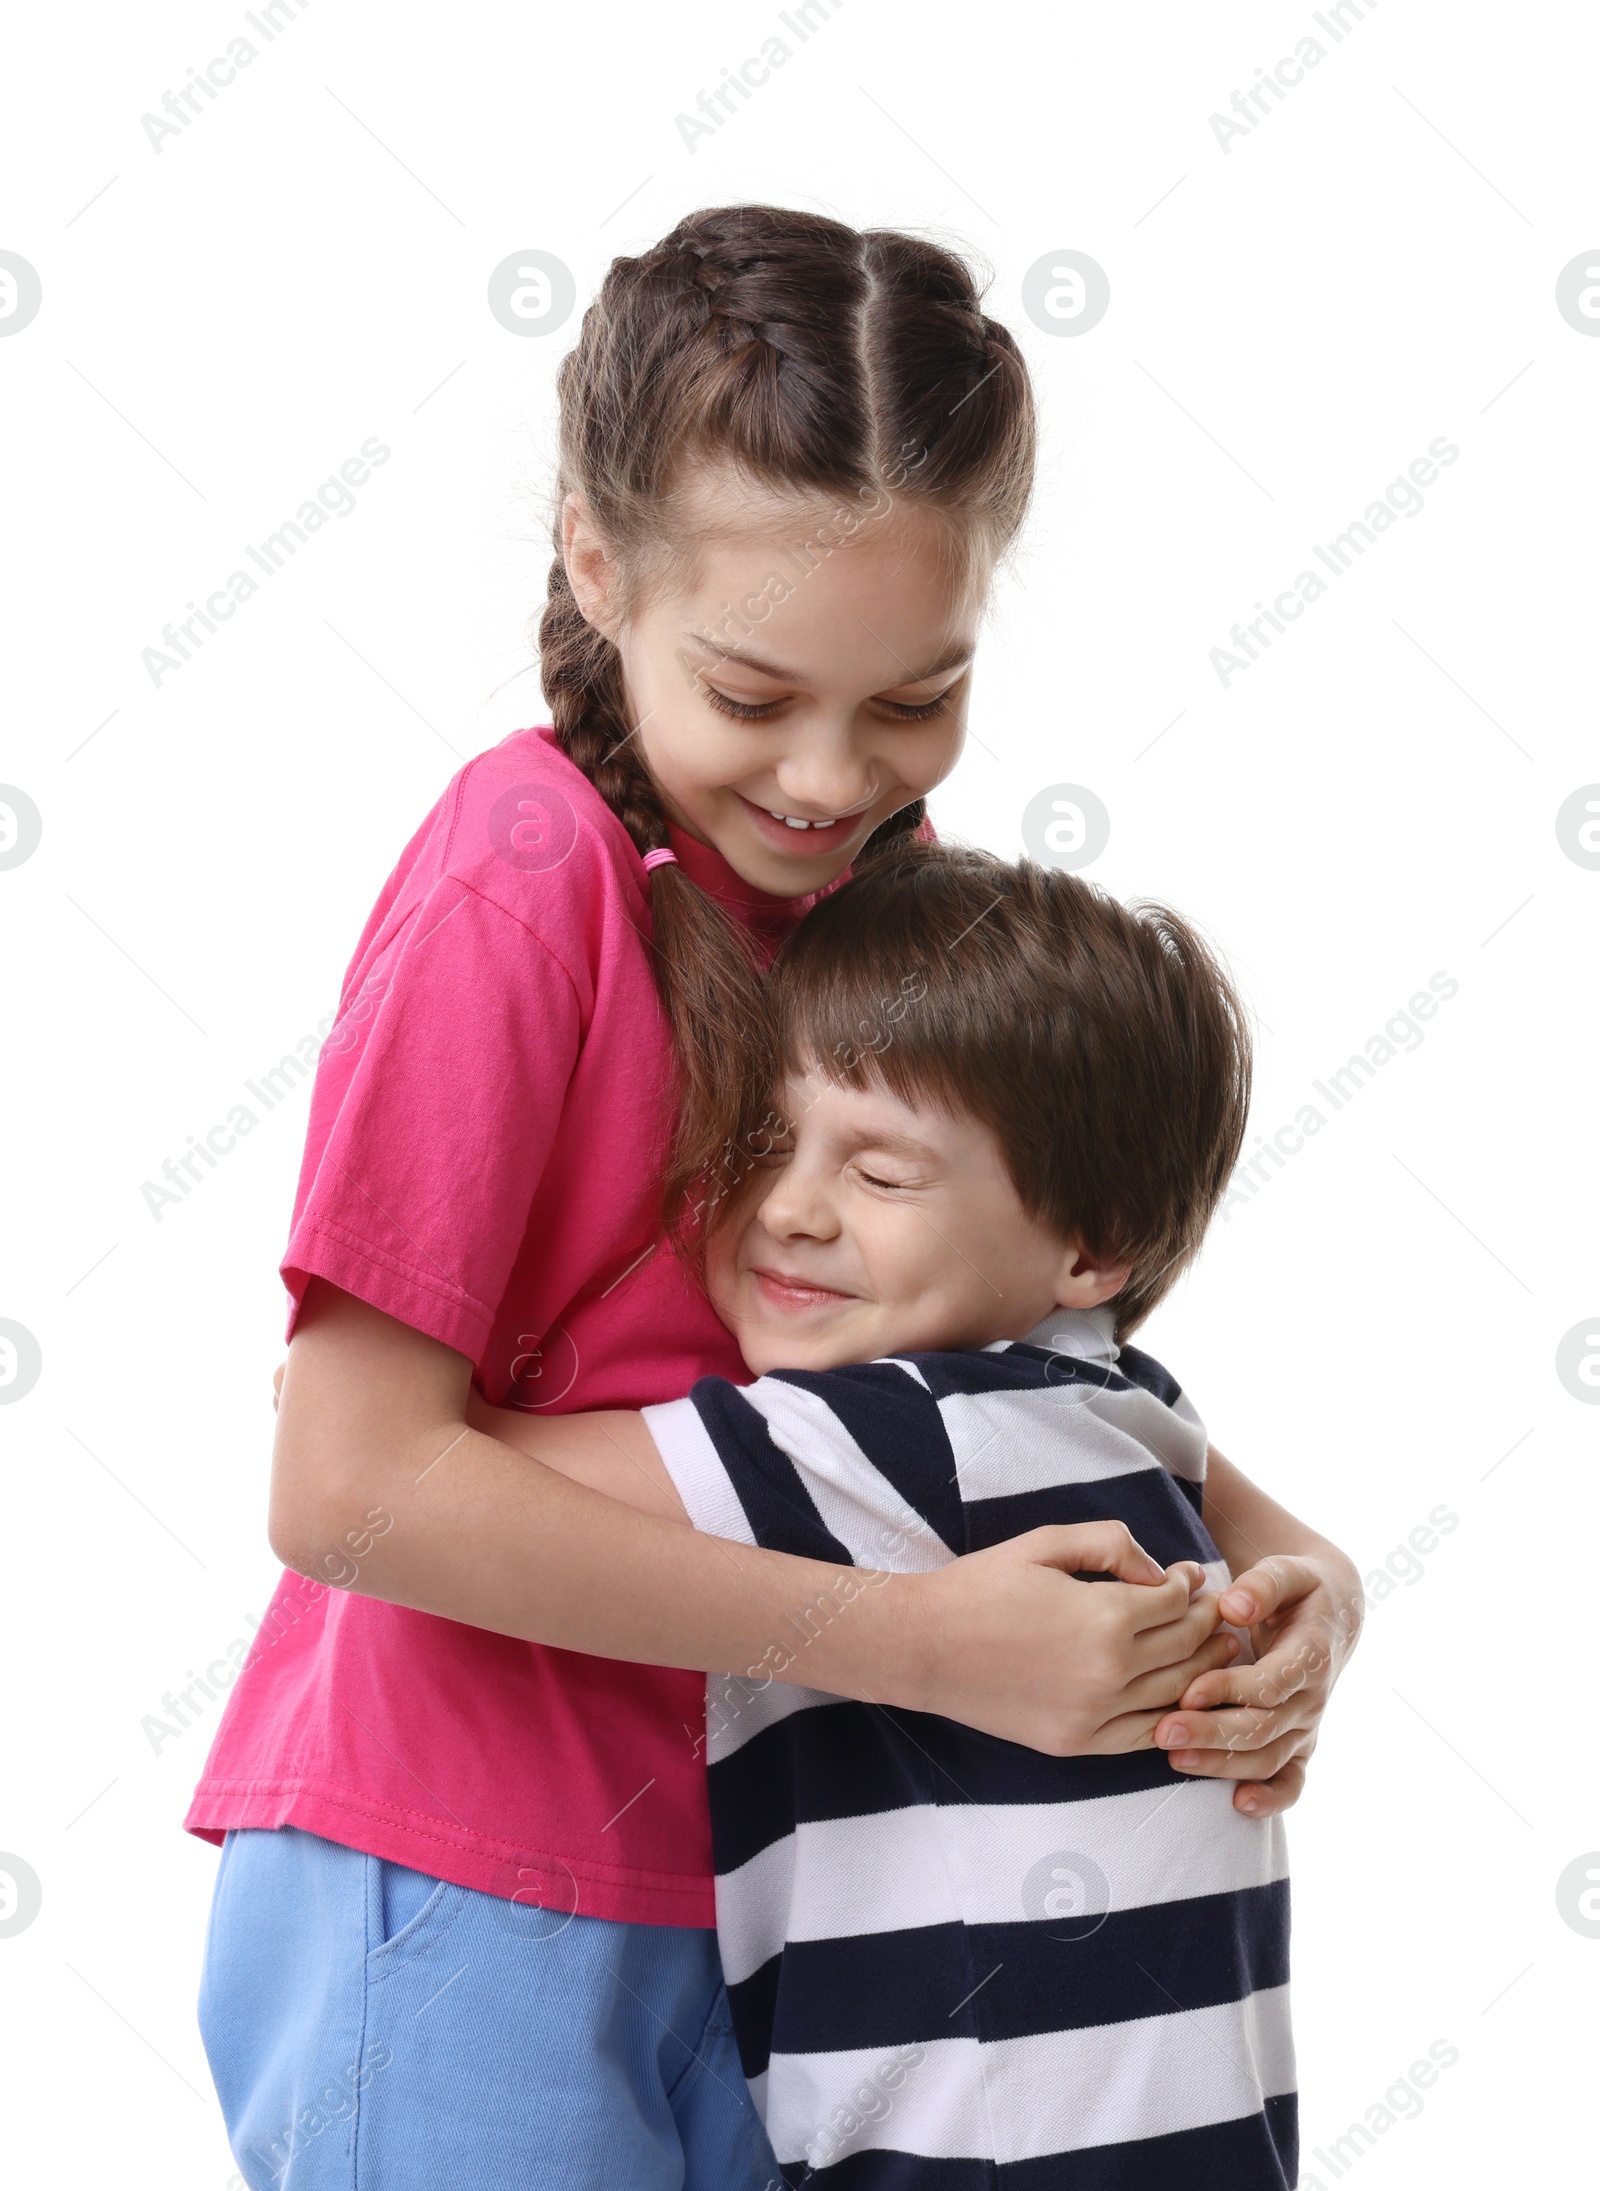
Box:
[564,474,987,897]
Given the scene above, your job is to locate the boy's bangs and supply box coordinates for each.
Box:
[765,841,1251,1337]
[778,981,972,1121]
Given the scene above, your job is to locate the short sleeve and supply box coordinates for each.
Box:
[282,877,581,1361]
[640,1392,765,1548]
[644,1365,957,1572]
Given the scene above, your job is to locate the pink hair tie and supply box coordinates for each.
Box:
[642,848,678,873]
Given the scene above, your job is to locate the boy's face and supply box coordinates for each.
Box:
[707,1064,1129,1376]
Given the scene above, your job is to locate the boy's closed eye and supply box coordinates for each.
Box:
[852,1163,920,1193]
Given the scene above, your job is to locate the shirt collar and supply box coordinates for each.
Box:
[664,824,828,956]
[1016,1303,1121,1363]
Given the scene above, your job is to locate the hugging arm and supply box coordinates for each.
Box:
[463,1396,692,1526]
[1153,1446,1365,1816]
[269,1281,1235,1758]
[463,1381,1241,1753]
[489,1390,1364,1819]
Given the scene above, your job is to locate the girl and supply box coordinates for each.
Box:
[191,205,1360,2190]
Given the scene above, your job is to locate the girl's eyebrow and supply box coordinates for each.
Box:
[682,635,974,687]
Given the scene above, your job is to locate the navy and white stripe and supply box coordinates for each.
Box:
[643,1309,1295,2188]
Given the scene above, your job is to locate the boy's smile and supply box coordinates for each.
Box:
[707,1066,1130,1376]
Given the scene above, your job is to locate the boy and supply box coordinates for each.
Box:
[481,844,1295,2187]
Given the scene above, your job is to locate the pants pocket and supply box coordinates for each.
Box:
[364,1856,464,1976]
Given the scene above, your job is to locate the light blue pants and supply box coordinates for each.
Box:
[198,1828,779,2190]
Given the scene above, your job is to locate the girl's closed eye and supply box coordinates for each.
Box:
[701,684,956,725]
[877,693,954,722]
[702,686,786,722]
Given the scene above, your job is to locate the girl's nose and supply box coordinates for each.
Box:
[772,731,876,822]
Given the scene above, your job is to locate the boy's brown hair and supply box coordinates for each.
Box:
[752,841,1251,1338]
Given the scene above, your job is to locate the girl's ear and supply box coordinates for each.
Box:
[562,492,622,638]
[1053,1241,1132,1312]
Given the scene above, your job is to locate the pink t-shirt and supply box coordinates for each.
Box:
[185,728,824,1926]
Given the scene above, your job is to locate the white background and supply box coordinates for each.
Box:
[2,2,1595,2182]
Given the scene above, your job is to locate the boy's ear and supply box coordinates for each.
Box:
[1052,1241,1132,1312]
[562,492,622,638]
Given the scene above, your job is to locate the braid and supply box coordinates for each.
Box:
[537,554,667,852]
[538,204,1036,1256]
[539,546,779,1242]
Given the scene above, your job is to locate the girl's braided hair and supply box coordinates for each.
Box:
[536,204,1036,1250]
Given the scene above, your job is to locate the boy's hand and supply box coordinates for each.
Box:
[909,1523,1242,1758]
[1152,1553,1363,1815]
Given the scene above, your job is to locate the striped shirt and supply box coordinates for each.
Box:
[644,1306,1295,2188]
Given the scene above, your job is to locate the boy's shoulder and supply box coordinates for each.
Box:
[713,1316,1202,1479]
[786,1306,1188,1416]
[878,1338,1184,1411]
[763,1313,1208,1505]
[663,1322,1208,1568]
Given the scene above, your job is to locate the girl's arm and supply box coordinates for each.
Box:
[269,1281,1234,1759]
[1152,1447,1365,1816]
[459,1394,690,1525]
[468,1389,1363,1818]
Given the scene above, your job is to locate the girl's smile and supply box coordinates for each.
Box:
[734,796,865,860]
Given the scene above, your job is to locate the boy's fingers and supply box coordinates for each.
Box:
[1217,1554,1315,1628]
[1232,1758,1308,1817]
[1167,1733,1304,1784]
[1172,1665,1240,1713]
[1156,1702,1292,1756]
[1173,1645,1326,1717]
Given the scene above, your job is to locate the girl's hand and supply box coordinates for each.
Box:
[1152,1553,1363,1816]
[908,1524,1243,1758]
